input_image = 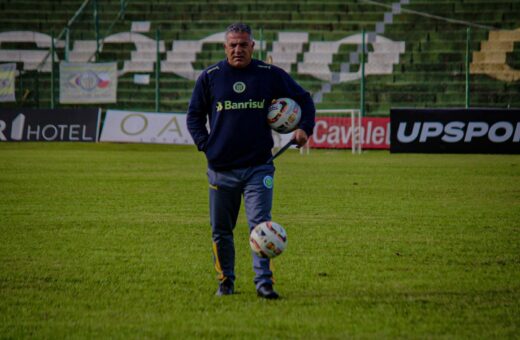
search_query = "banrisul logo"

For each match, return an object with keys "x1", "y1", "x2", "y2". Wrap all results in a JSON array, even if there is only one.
[
  {"x1": 233, "y1": 81, "x2": 246, "y2": 93},
  {"x1": 216, "y1": 99, "x2": 265, "y2": 112}
]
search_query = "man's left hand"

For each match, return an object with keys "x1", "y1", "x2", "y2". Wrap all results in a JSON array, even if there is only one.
[{"x1": 293, "y1": 129, "x2": 308, "y2": 147}]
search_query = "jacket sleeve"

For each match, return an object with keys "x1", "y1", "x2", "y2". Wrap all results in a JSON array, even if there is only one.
[
  {"x1": 275, "y1": 69, "x2": 316, "y2": 137},
  {"x1": 187, "y1": 72, "x2": 210, "y2": 151}
]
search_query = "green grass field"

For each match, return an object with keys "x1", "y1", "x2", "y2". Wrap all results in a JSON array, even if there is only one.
[{"x1": 1, "y1": 143, "x2": 519, "y2": 339}]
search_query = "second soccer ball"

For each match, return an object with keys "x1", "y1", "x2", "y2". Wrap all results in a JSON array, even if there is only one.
[{"x1": 249, "y1": 221, "x2": 288, "y2": 258}]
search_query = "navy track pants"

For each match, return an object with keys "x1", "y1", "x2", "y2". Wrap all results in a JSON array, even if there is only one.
[{"x1": 207, "y1": 163, "x2": 275, "y2": 289}]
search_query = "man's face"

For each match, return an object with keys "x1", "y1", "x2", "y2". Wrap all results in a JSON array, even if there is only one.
[{"x1": 224, "y1": 31, "x2": 255, "y2": 68}]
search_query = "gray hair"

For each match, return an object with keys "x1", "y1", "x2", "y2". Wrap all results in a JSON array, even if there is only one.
[{"x1": 225, "y1": 23, "x2": 253, "y2": 40}]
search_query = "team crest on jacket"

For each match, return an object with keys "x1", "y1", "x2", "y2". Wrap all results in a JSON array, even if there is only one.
[{"x1": 233, "y1": 81, "x2": 246, "y2": 93}]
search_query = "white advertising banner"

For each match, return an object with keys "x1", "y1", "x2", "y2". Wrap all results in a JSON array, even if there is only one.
[
  {"x1": 59, "y1": 62, "x2": 117, "y2": 103},
  {"x1": 100, "y1": 110, "x2": 195, "y2": 144},
  {"x1": 0, "y1": 63, "x2": 16, "y2": 102},
  {"x1": 100, "y1": 109, "x2": 295, "y2": 147}
]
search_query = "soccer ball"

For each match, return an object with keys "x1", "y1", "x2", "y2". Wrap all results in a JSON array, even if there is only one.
[
  {"x1": 267, "y1": 98, "x2": 301, "y2": 134},
  {"x1": 249, "y1": 221, "x2": 288, "y2": 258}
]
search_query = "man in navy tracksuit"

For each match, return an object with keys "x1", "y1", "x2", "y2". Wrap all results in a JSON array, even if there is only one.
[{"x1": 187, "y1": 23, "x2": 315, "y2": 299}]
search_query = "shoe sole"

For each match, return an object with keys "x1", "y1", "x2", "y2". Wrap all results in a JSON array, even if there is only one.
[{"x1": 257, "y1": 293, "x2": 279, "y2": 299}]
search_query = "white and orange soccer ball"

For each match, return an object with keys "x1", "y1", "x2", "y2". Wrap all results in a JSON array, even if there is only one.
[
  {"x1": 249, "y1": 221, "x2": 288, "y2": 258},
  {"x1": 267, "y1": 97, "x2": 301, "y2": 134}
]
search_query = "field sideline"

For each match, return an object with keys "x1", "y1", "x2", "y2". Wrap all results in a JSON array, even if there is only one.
[{"x1": 1, "y1": 143, "x2": 519, "y2": 338}]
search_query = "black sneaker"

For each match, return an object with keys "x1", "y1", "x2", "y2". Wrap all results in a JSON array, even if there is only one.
[
  {"x1": 216, "y1": 280, "x2": 234, "y2": 296},
  {"x1": 257, "y1": 283, "x2": 279, "y2": 299}
]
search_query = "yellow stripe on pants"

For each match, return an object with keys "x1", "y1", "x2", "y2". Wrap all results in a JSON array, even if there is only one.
[{"x1": 212, "y1": 242, "x2": 225, "y2": 281}]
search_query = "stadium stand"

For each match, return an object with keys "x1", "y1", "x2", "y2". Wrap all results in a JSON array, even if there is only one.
[{"x1": 0, "y1": 0, "x2": 518, "y2": 115}]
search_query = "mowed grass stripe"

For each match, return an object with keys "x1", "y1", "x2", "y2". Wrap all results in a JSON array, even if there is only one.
[{"x1": 1, "y1": 143, "x2": 519, "y2": 338}]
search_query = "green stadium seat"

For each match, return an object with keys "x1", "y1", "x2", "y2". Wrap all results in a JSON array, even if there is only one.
[{"x1": 0, "y1": 0, "x2": 519, "y2": 114}]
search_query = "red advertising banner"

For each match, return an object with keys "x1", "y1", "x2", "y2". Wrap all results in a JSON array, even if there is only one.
[{"x1": 309, "y1": 117, "x2": 390, "y2": 149}]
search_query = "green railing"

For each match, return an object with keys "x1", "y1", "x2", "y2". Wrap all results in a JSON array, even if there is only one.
[{"x1": 89, "y1": 0, "x2": 130, "y2": 62}]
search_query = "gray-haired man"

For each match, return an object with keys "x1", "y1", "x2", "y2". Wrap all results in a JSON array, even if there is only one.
[{"x1": 187, "y1": 23, "x2": 315, "y2": 299}]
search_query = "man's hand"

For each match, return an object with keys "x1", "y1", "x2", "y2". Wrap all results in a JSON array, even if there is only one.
[{"x1": 293, "y1": 129, "x2": 308, "y2": 147}]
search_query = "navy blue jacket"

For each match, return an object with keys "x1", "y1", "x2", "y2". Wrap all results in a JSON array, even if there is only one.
[{"x1": 187, "y1": 59, "x2": 315, "y2": 171}]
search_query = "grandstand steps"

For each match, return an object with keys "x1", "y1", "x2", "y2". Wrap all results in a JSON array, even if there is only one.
[{"x1": 1, "y1": 0, "x2": 519, "y2": 115}]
